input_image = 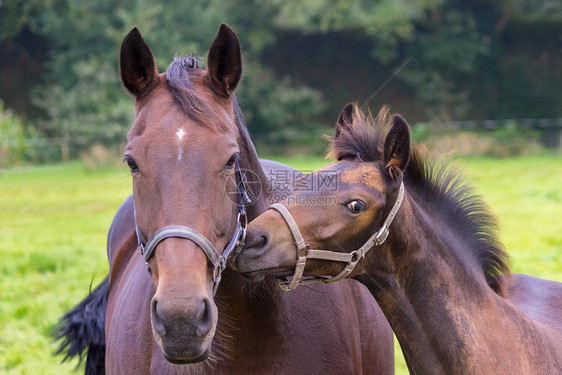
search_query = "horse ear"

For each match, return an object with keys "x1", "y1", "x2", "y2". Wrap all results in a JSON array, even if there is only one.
[
  {"x1": 383, "y1": 114, "x2": 410, "y2": 179},
  {"x1": 335, "y1": 103, "x2": 354, "y2": 139},
  {"x1": 206, "y1": 23, "x2": 242, "y2": 98},
  {"x1": 120, "y1": 28, "x2": 160, "y2": 98}
]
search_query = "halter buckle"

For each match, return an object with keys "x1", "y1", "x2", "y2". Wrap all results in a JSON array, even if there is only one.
[
  {"x1": 213, "y1": 262, "x2": 222, "y2": 284},
  {"x1": 279, "y1": 281, "x2": 292, "y2": 292},
  {"x1": 374, "y1": 225, "x2": 389, "y2": 245}
]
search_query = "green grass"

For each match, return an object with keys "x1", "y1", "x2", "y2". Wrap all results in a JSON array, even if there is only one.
[
  {"x1": 0, "y1": 154, "x2": 560, "y2": 374},
  {"x1": 0, "y1": 163, "x2": 128, "y2": 374}
]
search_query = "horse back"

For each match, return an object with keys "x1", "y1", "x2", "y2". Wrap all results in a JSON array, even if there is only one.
[
  {"x1": 104, "y1": 196, "x2": 156, "y2": 374},
  {"x1": 106, "y1": 195, "x2": 138, "y2": 281},
  {"x1": 506, "y1": 273, "x2": 562, "y2": 331}
]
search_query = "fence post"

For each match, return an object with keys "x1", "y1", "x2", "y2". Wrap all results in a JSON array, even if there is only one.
[{"x1": 61, "y1": 136, "x2": 69, "y2": 163}]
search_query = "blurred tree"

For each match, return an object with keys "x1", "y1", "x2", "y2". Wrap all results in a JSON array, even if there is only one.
[
  {"x1": 13, "y1": 0, "x2": 326, "y2": 154},
  {"x1": 0, "y1": 100, "x2": 28, "y2": 167},
  {"x1": 273, "y1": 0, "x2": 496, "y2": 120},
  {"x1": 401, "y1": 5, "x2": 493, "y2": 120},
  {"x1": 275, "y1": 0, "x2": 442, "y2": 62},
  {"x1": 271, "y1": 0, "x2": 561, "y2": 122},
  {"x1": 515, "y1": 0, "x2": 562, "y2": 16},
  {"x1": 0, "y1": 0, "x2": 46, "y2": 40},
  {"x1": 1, "y1": 0, "x2": 561, "y2": 159}
]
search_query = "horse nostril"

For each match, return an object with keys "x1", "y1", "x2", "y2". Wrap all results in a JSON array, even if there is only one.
[
  {"x1": 258, "y1": 235, "x2": 268, "y2": 249},
  {"x1": 151, "y1": 298, "x2": 166, "y2": 337},
  {"x1": 195, "y1": 298, "x2": 213, "y2": 337},
  {"x1": 246, "y1": 232, "x2": 268, "y2": 252},
  {"x1": 251, "y1": 235, "x2": 269, "y2": 257}
]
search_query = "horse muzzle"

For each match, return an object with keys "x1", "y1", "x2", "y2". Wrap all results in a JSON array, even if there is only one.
[{"x1": 150, "y1": 293, "x2": 217, "y2": 363}]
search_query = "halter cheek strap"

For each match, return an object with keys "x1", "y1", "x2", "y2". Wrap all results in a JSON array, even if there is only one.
[
  {"x1": 267, "y1": 204, "x2": 308, "y2": 291},
  {"x1": 133, "y1": 158, "x2": 249, "y2": 295},
  {"x1": 270, "y1": 182, "x2": 405, "y2": 291}
]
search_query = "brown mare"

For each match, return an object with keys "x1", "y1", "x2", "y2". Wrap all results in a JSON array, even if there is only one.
[
  {"x1": 56, "y1": 27, "x2": 393, "y2": 374},
  {"x1": 235, "y1": 104, "x2": 562, "y2": 374}
]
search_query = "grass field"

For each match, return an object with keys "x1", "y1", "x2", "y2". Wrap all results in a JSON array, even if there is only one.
[{"x1": 1, "y1": 154, "x2": 561, "y2": 374}]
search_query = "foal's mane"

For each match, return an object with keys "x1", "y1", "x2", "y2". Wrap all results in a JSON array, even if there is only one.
[
  {"x1": 331, "y1": 105, "x2": 511, "y2": 295},
  {"x1": 165, "y1": 55, "x2": 268, "y2": 220}
]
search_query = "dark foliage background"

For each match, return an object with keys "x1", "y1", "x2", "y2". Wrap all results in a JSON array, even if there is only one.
[{"x1": 0, "y1": 0, "x2": 561, "y2": 161}]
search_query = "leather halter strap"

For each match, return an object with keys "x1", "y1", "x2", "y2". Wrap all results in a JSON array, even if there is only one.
[
  {"x1": 134, "y1": 158, "x2": 249, "y2": 295},
  {"x1": 270, "y1": 182, "x2": 405, "y2": 291}
]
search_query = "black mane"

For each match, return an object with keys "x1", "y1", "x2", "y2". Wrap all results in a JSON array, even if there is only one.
[{"x1": 332, "y1": 105, "x2": 511, "y2": 295}]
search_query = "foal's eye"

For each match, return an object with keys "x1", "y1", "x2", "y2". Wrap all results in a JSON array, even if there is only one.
[
  {"x1": 124, "y1": 158, "x2": 139, "y2": 173},
  {"x1": 346, "y1": 200, "x2": 366, "y2": 214},
  {"x1": 224, "y1": 154, "x2": 238, "y2": 169}
]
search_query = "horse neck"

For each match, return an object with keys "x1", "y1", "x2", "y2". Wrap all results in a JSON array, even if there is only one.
[
  {"x1": 239, "y1": 147, "x2": 268, "y2": 221},
  {"x1": 210, "y1": 118, "x2": 283, "y2": 349},
  {"x1": 357, "y1": 192, "x2": 504, "y2": 374},
  {"x1": 233, "y1": 100, "x2": 268, "y2": 220}
]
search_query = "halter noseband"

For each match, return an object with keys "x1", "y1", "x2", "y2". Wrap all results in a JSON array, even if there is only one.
[
  {"x1": 270, "y1": 182, "x2": 405, "y2": 291},
  {"x1": 133, "y1": 158, "x2": 249, "y2": 295}
]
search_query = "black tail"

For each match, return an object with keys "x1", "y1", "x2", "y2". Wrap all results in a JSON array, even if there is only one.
[{"x1": 54, "y1": 276, "x2": 109, "y2": 375}]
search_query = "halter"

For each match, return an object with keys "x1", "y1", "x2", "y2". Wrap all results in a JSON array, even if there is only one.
[
  {"x1": 270, "y1": 182, "x2": 405, "y2": 291},
  {"x1": 133, "y1": 157, "x2": 249, "y2": 295}
]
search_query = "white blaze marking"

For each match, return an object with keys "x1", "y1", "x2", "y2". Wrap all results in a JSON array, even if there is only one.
[{"x1": 176, "y1": 128, "x2": 186, "y2": 160}]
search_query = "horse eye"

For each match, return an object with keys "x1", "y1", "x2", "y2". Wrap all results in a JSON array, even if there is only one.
[
  {"x1": 346, "y1": 200, "x2": 366, "y2": 213},
  {"x1": 125, "y1": 158, "x2": 139, "y2": 173},
  {"x1": 224, "y1": 154, "x2": 237, "y2": 169}
]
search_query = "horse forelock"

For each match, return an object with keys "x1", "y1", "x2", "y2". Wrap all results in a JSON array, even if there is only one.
[
  {"x1": 330, "y1": 105, "x2": 388, "y2": 163},
  {"x1": 165, "y1": 55, "x2": 225, "y2": 131}
]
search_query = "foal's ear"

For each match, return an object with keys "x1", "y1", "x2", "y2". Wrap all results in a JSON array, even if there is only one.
[
  {"x1": 120, "y1": 28, "x2": 160, "y2": 98},
  {"x1": 206, "y1": 23, "x2": 242, "y2": 98},
  {"x1": 334, "y1": 103, "x2": 355, "y2": 139},
  {"x1": 383, "y1": 114, "x2": 410, "y2": 179}
]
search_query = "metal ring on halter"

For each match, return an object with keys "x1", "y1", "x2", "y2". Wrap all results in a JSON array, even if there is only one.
[
  {"x1": 273, "y1": 182, "x2": 405, "y2": 291},
  {"x1": 349, "y1": 250, "x2": 360, "y2": 263}
]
